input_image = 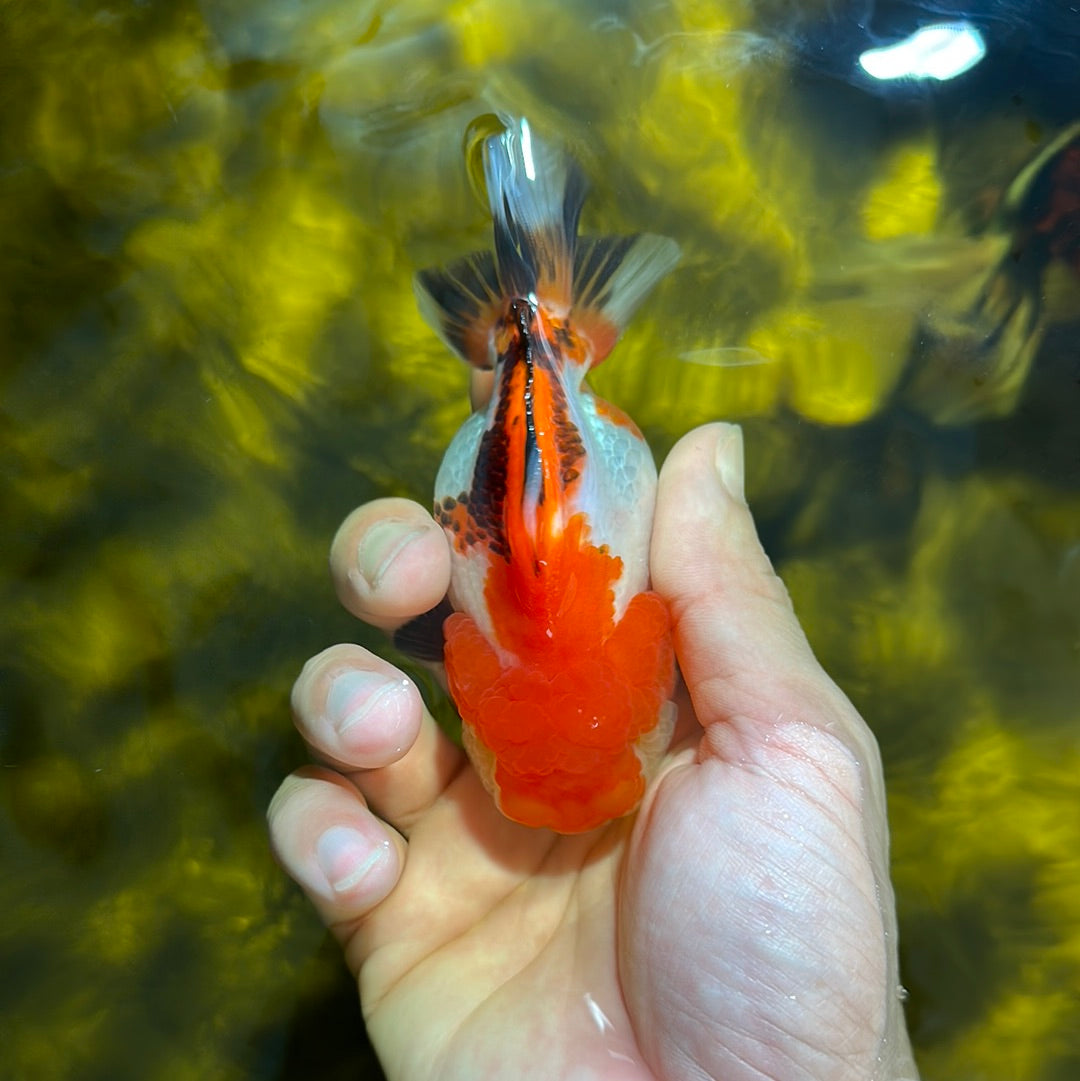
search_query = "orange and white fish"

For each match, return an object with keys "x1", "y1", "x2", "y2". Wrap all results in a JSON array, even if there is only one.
[{"x1": 415, "y1": 118, "x2": 679, "y2": 833}]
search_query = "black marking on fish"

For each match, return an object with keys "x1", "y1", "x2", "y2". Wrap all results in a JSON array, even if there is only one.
[{"x1": 516, "y1": 300, "x2": 545, "y2": 512}]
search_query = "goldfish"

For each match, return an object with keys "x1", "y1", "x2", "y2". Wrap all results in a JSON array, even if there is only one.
[
  {"x1": 900, "y1": 120, "x2": 1080, "y2": 423},
  {"x1": 414, "y1": 118, "x2": 679, "y2": 833}
]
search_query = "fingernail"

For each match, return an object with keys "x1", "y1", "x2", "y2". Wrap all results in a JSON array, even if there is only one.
[
  {"x1": 714, "y1": 424, "x2": 746, "y2": 503},
  {"x1": 326, "y1": 670, "x2": 409, "y2": 736},
  {"x1": 316, "y1": 826, "x2": 387, "y2": 893},
  {"x1": 357, "y1": 519, "x2": 427, "y2": 591}
]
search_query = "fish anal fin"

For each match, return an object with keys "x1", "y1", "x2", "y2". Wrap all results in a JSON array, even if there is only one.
[
  {"x1": 415, "y1": 251, "x2": 503, "y2": 369},
  {"x1": 572, "y1": 234, "x2": 680, "y2": 366}
]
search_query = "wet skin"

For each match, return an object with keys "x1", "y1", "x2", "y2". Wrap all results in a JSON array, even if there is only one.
[{"x1": 268, "y1": 417, "x2": 920, "y2": 1081}]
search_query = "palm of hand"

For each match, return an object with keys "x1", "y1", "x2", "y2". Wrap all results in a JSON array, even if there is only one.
[
  {"x1": 354, "y1": 691, "x2": 886, "y2": 1081},
  {"x1": 356, "y1": 756, "x2": 643, "y2": 1080}
]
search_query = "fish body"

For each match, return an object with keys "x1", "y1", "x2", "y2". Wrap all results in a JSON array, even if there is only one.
[{"x1": 416, "y1": 119, "x2": 679, "y2": 833}]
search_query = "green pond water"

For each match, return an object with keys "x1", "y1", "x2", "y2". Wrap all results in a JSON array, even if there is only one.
[{"x1": 2, "y1": 1, "x2": 1079, "y2": 1079}]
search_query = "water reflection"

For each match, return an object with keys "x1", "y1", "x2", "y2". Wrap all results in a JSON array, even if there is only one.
[{"x1": 1, "y1": 2, "x2": 1078, "y2": 1080}]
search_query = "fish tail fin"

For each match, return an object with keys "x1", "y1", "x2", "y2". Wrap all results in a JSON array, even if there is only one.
[
  {"x1": 415, "y1": 117, "x2": 680, "y2": 368},
  {"x1": 571, "y1": 232, "x2": 680, "y2": 365},
  {"x1": 999, "y1": 119, "x2": 1080, "y2": 229},
  {"x1": 486, "y1": 117, "x2": 681, "y2": 365},
  {"x1": 483, "y1": 116, "x2": 585, "y2": 308},
  {"x1": 414, "y1": 116, "x2": 579, "y2": 369},
  {"x1": 414, "y1": 251, "x2": 503, "y2": 369}
]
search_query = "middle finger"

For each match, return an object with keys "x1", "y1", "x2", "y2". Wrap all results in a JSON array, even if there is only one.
[{"x1": 292, "y1": 643, "x2": 465, "y2": 831}]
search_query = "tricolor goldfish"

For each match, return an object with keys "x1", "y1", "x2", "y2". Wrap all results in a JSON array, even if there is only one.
[{"x1": 415, "y1": 118, "x2": 679, "y2": 833}]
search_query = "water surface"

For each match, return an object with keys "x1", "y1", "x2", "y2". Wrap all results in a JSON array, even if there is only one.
[{"x1": 2, "y1": 2, "x2": 1078, "y2": 1079}]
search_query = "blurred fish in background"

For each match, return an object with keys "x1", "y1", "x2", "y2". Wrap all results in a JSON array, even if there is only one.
[
  {"x1": 697, "y1": 0, "x2": 1080, "y2": 428},
  {"x1": 904, "y1": 121, "x2": 1080, "y2": 423},
  {"x1": 782, "y1": 120, "x2": 1080, "y2": 426}
]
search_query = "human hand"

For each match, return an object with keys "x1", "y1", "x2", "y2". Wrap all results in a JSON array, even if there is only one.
[{"x1": 268, "y1": 422, "x2": 919, "y2": 1081}]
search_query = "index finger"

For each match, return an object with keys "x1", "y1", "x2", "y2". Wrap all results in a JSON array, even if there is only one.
[{"x1": 331, "y1": 497, "x2": 451, "y2": 632}]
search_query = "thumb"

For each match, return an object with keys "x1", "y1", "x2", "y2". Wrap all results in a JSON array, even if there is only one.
[
  {"x1": 643, "y1": 424, "x2": 918, "y2": 1081},
  {"x1": 651, "y1": 423, "x2": 860, "y2": 747}
]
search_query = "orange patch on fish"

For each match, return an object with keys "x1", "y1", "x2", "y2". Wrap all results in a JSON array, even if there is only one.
[{"x1": 444, "y1": 514, "x2": 675, "y2": 832}]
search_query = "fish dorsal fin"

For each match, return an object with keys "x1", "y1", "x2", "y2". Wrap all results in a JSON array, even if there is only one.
[
  {"x1": 483, "y1": 118, "x2": 587, "y2": 308},
  {"x1": 572, "y1": 234, "x2": 681, "y2": 366},
  {"x1": 414, "y1": 251, "x2": 502, "y2": 369}
]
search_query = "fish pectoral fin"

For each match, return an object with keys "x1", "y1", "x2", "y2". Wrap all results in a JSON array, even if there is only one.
[
  {"x1": 572, "y1": 234, "x2": 681, "y2": 366},
  {"x1": 392, "y1": 597, "x2": 454, "y2": 663},
  {"x1": 415, "y1": 251, "x2": 502, "y2": 369}
]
